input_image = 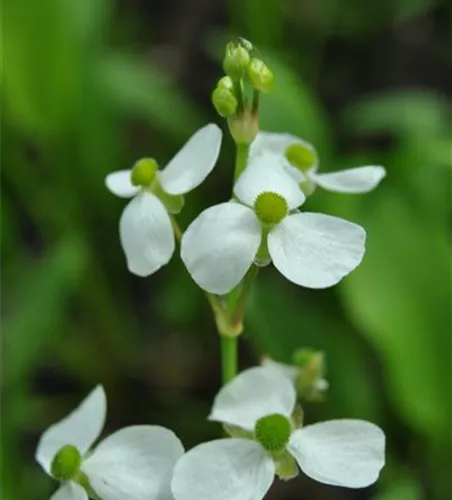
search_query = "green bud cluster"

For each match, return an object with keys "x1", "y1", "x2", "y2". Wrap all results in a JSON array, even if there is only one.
[
  {"x1": 254, "y1": 413, "x2": 292, "y2": 454},
  {"x1": 50, "y1": 444, "x2": 82, "y2": 481}
]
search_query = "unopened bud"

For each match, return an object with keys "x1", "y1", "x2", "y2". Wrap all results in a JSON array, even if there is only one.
[
  {"x1": 248, "y1": 58, "x2": 274, "y2": 93},
  {"x1": 223, "y1": 42, "x2": 250, "y2": 79},
  {"x1": 228, "y1": 110, "x2": 258, "y2": 145},
  {"x1": 212, "y1": 87, "x2": 238, "y2": 117},
  {"x1": 217, "y1": 76, "x2": 234, "y2": 92}
]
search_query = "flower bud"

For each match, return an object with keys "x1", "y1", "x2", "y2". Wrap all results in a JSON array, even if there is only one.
[
  {"x1": 217, "y1": 76, "x2": 234, "y2": 92},
  {"x1": 50, "y1": 444, "x2": 82, "y2": 481},
  {"x1": 223, "y1": 42, "x2": 250, "y2": 79},
  {"x1": 227, "y1": 110, "x2": 258, "y2": 145},
  {"x1": 212, "y1": 87, "x2": 238, "y2": 117},
  {"x1": 131, "y1": 158, "x2": 159, "y2": 187},
  {"x1": 248, "y1": 58, "x2": 274, "y2": 93}
]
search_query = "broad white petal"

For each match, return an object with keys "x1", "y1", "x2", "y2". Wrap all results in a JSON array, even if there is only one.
[
  {"x1": 83, "y1": 425, "x2": 184, "y2": 500},
  {"x1": 159, "y1": 124, "x2": 222, "y2": 195},
  {"x1": 50, "y1": 483, "x2": 88, "y2": 500},
  {"x1": 268, "y1": 213, "x2": 366, "y2": 289},
  {"x1": 119, "y1": 192, "x2": 175, "y2": 277},
  {"x1": 171, "y1": 439, "x2": 274, "y2": 500},
  {"x1": 181, "y1": 202, "x2": 261, "y2": 295},
  {"x1": 313, "y1": 166, "x2": 386, "y2": 194},
  {"x1": 105, "y1": 170, "x2": 140, "y2": 198},
  {"x1": 262, "y1": 358, "x2": 299, "y2": 383},
  {"x1": 234, "y1": 154, "x2": 305, "y2": 210},
  {"x1": 36, "y1": 386, "x2": 106, "y2": 474},
  {"x1": 209, "y1": 366, "x2": 296, "y2": 431},
  {"x1": 288, "y1": 420, "x2": 385, "y2": 488},
  {"x1": 250, "y1": 131, "x2": 318, "y2": 169}
]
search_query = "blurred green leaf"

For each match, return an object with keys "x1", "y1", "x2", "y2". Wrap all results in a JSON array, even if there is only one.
[
  {"x1": 341, "y1": 189, "x2": 450, "y2": 441},
  {"x1": 2, "y1": 0, "x2": 83, "y2": 136},
  {"x1": 97, "y1": 54, "x2": 204, "y2": 139}
]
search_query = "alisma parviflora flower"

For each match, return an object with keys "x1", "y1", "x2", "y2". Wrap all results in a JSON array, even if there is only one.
[
  {"x1": 171, "y1": 367, "x2": 385, "y2": 500},
  {"x1": 250, "y1": 131, "x2": 386, "y2": 195},
  {"x1": 105, "y1": 123, "x2": 222, "y2": 277},
  {"x1": 36, "y1": 386, "x2": 184, "y2": 500},
  {"x1": 181, "y1": 154, "x2": 366, "y2": 294}
]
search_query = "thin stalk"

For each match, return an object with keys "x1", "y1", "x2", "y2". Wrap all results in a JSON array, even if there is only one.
[
  {"x1": 231, "y1": 265, "x2": 259, "y2": 327},
  {"x1": 233, "y1": 143, "x2": 250, "y2": 181},
  {"x1": 221, "y1": 336, "x2": 238, "y2": 384}
]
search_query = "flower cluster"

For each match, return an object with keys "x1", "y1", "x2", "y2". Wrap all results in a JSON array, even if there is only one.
[
  {"x1": 36, "y1": 39, "x2": 388, "y2": 500},
  {"x1": 37, "y1": 369, "x2": 385, "y2": 500}
]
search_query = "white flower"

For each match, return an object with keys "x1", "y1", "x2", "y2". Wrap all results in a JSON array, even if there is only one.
[
  {"x1": 105, "y1": 123, "x2": 222, "y2": 277},
  {"x1": 181, "y1": 154, "x2": 366, "y2": 294},
  {"x1": 171, "y1": 367, "x2": 385, "y2": 500},
  {"x1": 36, "y1": 385, "x2": 184, "y2": 500},
  {"x1": 250, "y1": 131, "x2": 386, "y2": 195}
]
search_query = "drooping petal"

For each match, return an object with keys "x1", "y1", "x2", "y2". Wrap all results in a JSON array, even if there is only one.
[
  {"x1": 50, "y1": 483, "x2": 88, "y2": 500},
  {"x1": 159, "y1": 123, "x2": 222, "y2": 195},
  {"x1": 36, "y1": 386, "x2": 106, "y2": 474},
  {"x1": 288, "y1": 420, "x2": 385, "y2": 488},
  {"x1": 105, "y1": 170, "x2": 140, "y2": 198},
  {"x1": 181, "y1": 202, "x2": 261, "y2": 294},
  {"x1": 268, "y1": 212, "x2": 366, "y2": 288},
  {"x1": 119, "y1": 192, "x2": 175, "y2": 277},
  {"x1": 83, "y1": 425, "x2": 184, "y2": 500},
  {"x1": 261, "y1": 358, "x2": 299, "y2": 383},
  {"x1": 249, "y1": 131, "x2": 318, "y2": 168},
  {"x1": 234, "y1": 153, "x2": 305, "y2": 210},
  {"x1": 312, "y1": 166, "x2": 386, "y2": 194},
  {"x1": 209, "y1": 367, "x2": 296, "y2": 431},
  {"x1": 171, "y1": 439, "x2": 275, "y2": 500}
]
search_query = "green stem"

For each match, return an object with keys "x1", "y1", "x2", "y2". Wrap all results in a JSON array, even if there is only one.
[
  {"x1": 233, "y1": 142, "x2": 250, "y2": 181},
  {"x1": 221, "y1": 336, "x2": 238, "y2": 384},
  {"x1": 231, "y1": 265, "x2": 259, "y2": 326}
]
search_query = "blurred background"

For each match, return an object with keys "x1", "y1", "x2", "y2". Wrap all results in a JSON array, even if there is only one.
[{"x1": 1, "y1": 0, "x2": 451, "y2": 499}]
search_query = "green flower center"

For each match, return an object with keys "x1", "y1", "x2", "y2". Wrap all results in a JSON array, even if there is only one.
[
  {"x1": 50, "y1": 444, "x2": 82, "y2": 481},
  {"x1": 254, "y1": 413, "x2": 292, "y2": 453},
  {"x1": 254, "y1": 192, "x2": 288, "y2": 226},
  {"x1": 131, "y1": 158, "x2": 159, "y2": 187},
  {"x1": 285, "y1": 143, "x2": 317, "y2": 172}
]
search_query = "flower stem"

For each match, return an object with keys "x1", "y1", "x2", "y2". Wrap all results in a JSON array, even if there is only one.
[
  {"x1": 170, "y1": 216, "x2": 183, "y2": 241},
  {"x1": 232, "y1": 264, "x2": 259, "y2": 326},
  {"x1": 221, "y1": 336, "x2": 238, "y2": 384},
  {"x1": 233, "y1": 142, "x2": 250, "y2": 181}
]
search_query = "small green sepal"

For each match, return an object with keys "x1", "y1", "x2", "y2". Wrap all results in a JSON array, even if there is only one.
[
  {"x1": 131, "y1": 158, "x2": 159, "y2": 187},
  {"x1": 254, "y1": 413, "x2": 292, "y2": 454},
  {"x1": 274, "y1": 450, "x2": 299, "y2": 481},
  {"x1": 50, "y1": 444, "x2": 82, "y2": 481},
  {"x1": 247, "y1": 58, "x2": 274, "y2": 93},
  {"x1": 151, "y1": 179, "x2": 185, "y2": 214}
]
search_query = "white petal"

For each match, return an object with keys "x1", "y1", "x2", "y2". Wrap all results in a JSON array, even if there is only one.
[
  {"x1": 262, "y1": 358, "x2": 299, "y2": 383},
  {"x1": 312, "y1": 166, "x2": 386, "y2": 194},
  {"x1": 171, "y1": 439, "x2": 274, "y2": 500},
  {"x1": 234, "y1": 153, "x2": 305, "y2": 210},
  {"x1": 250, "y1": 131, "x2": 318, "y2": 168},
  {"x1": 159, "y1": 123, "x2": 222, "y2": 195},
  {"x1": 119, "y1": 192, "x2": 175, "y2": 277},
  {"x1": 209, "y1": 366, "x2": 296, "y2": 431},
  {"x1": 105, "y1": 170, "x2": 140, "y2": 198},
  {"x1": 181, "y1": 202, "x2": 261, "y2": 295},
  {"x1": 36, "y1": 386, "x2": 106, "y2": 474},
  {"x1": 50, "y1": 483, "x2": 88, "y2": 500},
  {"x1": 288, "y1": 420, "x2": 385, "y2": 488},
  {"x1": 268, "y1": 212, "x2": 366, "y2": 289},
  {"x1": 83, "y1": 425, "x2": 184, "y2": 500}
]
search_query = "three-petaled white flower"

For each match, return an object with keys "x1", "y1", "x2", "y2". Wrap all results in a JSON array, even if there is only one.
[
  {"x1": 105, "y1": 124, "x2": 222, "y2": 277},
  {"x1": 250, "y1": 131, "x2": 386, "y2": 195},
  {"x1": 171, "y1": 367, "x2": 385, "y2": 500},
  {"x1": 36, "y1": 385, "x2": 184, "y2": 500},
  {"x1": 181, "y1": 153, "x2": 366, "y2": 294}
]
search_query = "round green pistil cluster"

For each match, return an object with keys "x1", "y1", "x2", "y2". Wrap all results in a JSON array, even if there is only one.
[
  {"x1": 285, "y1": 143, "x2": 317, "y2": 172},
  {"x1": 131, "y1": 158, "x2": 159, "y2": 187},
  {"x1": 254, "y1": 192, "x2": 288, "y2": 226},
  {"x1": 254, "y1": 414, "x2": 292, "y2": 453},
  {"x1": 50, "y1": 444, "x2": 82, "y2": 481}
]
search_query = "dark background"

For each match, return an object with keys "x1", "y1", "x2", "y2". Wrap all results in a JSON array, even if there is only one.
[{"x1": 1, "y1": 0, "x2": 451, "y2": 499}]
